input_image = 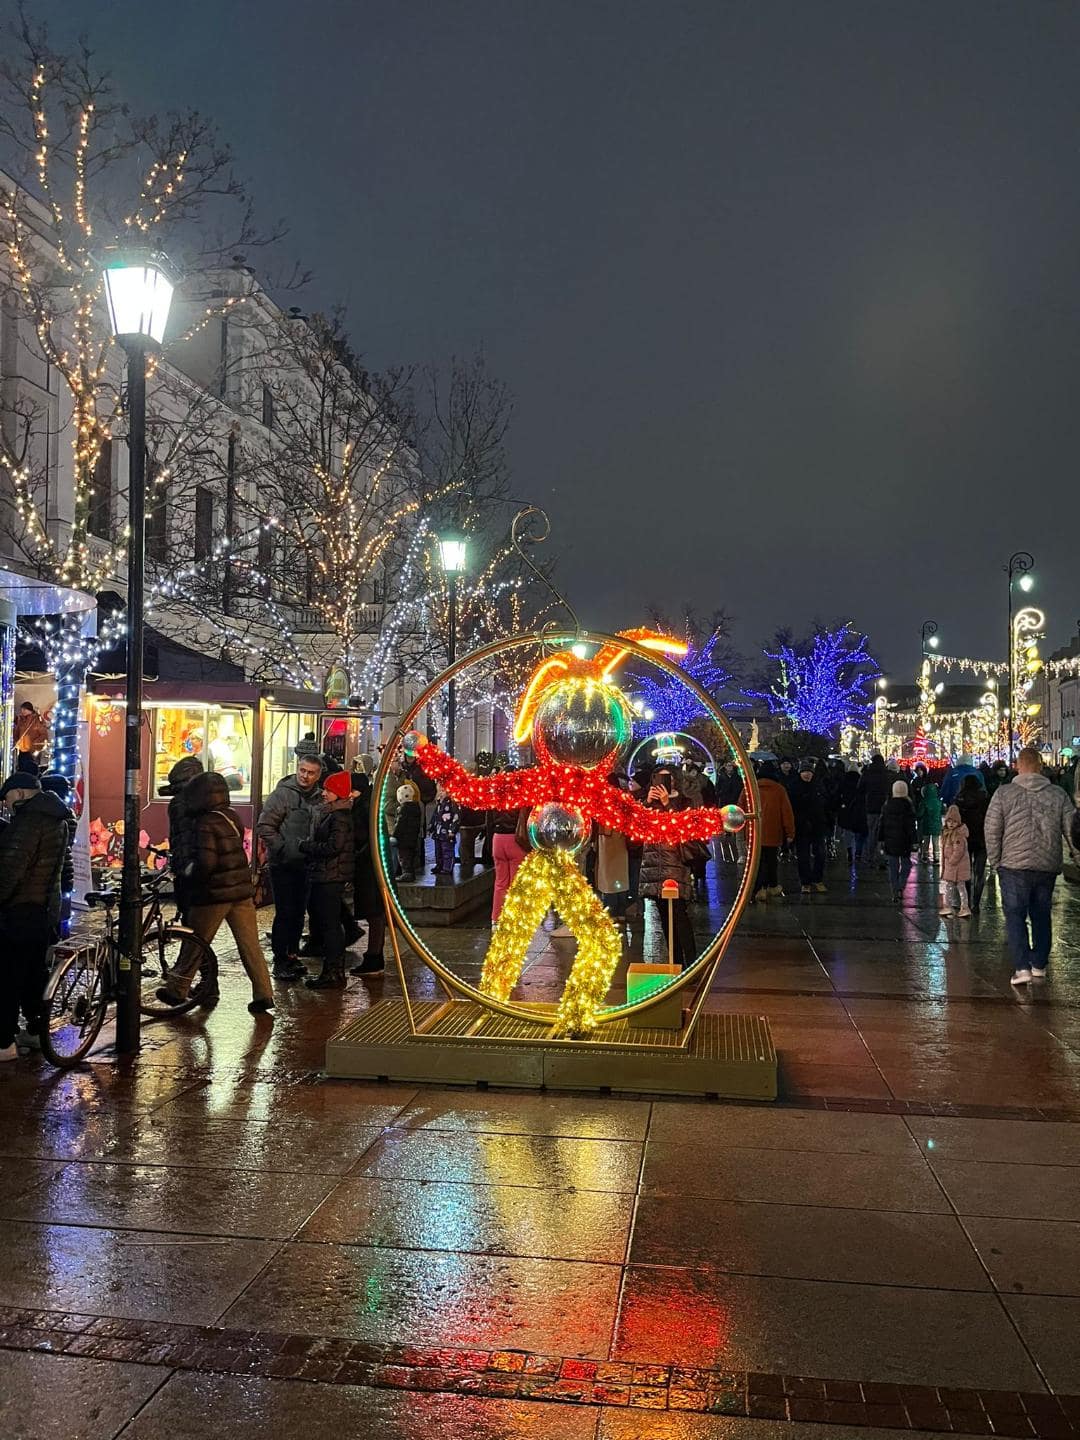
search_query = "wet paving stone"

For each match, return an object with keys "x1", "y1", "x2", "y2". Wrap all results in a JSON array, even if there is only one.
[
  {"x1": 4, "y1": 1162, "x2": 340, "y2": 1240},
  {"x1": 614, "y1": 1266, "x2": 1044, "y2": 1389},
  {"x1": 630, "y1": 1197, "x2": 991, "y2": 1290},
  {"x1": 0, "y1": 1350, "x2": 167, "y2": 1440},
  {"x1": 962, "y1": 1215, "x2": 1080, "y2": 1297},
  {"x1": 0, "y1": 1221, "x2": 280, "y2": 1324},
  {"x1": 395, "y1": 1090, "x2": 651, "y2": 1141},
  {"x1": 905, "y1": 1116, "x2": 1080, "y2": 1165},
  {"x1": 352, "y1": 1127, "x2": 642, "y2": 1192},
  {"x1": 927, "y1": 1159, "x2": 1080, "y2": 1221},
  {"x1": 1002, "y1": 1294, "x2": 1080, "y2": 1392},
  {"x1": 119, "y1": 1371, "x2": 598, "y2": 1440},
  {"x1": 648, "y1": 1103, "x2": 920, "y2": 1156},
  {"x1": 151, "y1": 1078, "x2": 419, "y2": 1127},
  {"x1": 223, "y1": 1240, "x2": 620, "y2": 1356},
  {"x1": 301, "y1": 1174, "x2": 634, "y2": 1262},
  {"x1": 107, "y1": 1113, "x2": 387, "y2": 1176}
]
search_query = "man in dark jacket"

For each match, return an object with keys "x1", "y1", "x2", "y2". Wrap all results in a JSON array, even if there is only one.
[
  {"x1": 301, "y1": 770, "x2": 355, "y2": 989},
  {"x1": 880, "y1": 780, "x2": 918, "y2": 901},
  {"x1": 159, "y1": 772, "x2": 273, "y2": 1014},
  {"x1": 790, "y1": 761, "x2": 829, "y2": 893},
  {"x1": 255, "y1": 756, "x2": 324, "y2": 979},
  {"x1": 859, "y1": 754, "x2": 892, "y2": 863},
  {"x1": 0, "y1": 773, "x2": 69, "y2": 1058},
  {"x1": 349, "y1": 772, "x2": 386, "y2": 977},
  {"x1": 39, "y1": 772, "x2": 76, "y2": 939}
]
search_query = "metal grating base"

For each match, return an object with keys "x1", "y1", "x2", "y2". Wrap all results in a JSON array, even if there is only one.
[{"x1": 325, "y1": 1000, "x2": 777, "y2": 1098}]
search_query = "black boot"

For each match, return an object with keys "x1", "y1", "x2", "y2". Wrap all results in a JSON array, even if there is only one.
[
  {"x1": 350, "y1": 953, "x2": 385, "y2": 976},
  {"x1": 305, "y1": 962, "x2": 346, "y2": 990}
]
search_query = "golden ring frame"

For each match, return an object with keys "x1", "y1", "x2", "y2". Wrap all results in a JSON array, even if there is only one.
[{"x1": 371, "y1": 628, "x2": 761, "y2": 1048}]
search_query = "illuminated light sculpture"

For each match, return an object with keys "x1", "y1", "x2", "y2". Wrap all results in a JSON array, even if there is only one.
[
  {"x1": 364, "y1": 622, "x2": 760, "y2": 1065},
  {"x1": 407, "y1": 629, "x2": 728, "y2": 1037}
]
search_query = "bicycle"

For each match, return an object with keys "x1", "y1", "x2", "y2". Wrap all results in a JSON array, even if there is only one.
[{"x1": 39, "y1": 856, "x2": 218, "y2": 1068}]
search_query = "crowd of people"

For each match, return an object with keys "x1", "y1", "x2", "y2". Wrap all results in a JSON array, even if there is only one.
[{"x1": 3, "y1": 727, "x2": 1077, "y2": 1060}]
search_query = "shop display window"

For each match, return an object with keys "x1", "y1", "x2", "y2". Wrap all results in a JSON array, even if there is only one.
[
  {"x1": 152, "y1": 705, "x2": 253, "y2": 802},
  {"x1": 262, "y1": 710, "x2": 318, "y2": 794}
]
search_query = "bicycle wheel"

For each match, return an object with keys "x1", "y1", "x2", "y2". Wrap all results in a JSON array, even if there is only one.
[
  {"x1": 40, "y1": 945, "x2": 110, "y2": 1068},
  {"x1": 140, "y1": 925, "x2": 218, "y2": 1017}
]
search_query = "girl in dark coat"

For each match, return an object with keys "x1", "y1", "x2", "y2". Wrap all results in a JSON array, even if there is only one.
[
  {"x1": 837, "y1": 766, "x2": 868, "y2": 864},
  {"x1": 955, "y1": 775, "x2": 990, "y2": 912},
  {"x1": 349, "y1": 773, "x2": 387, "y2": 976},
  {"x1": 159, "y1": 772, "x2": 274, "y2": 1014},
  {"x1": 639, "y1": 768, "x2": 697, "y2": 966}
]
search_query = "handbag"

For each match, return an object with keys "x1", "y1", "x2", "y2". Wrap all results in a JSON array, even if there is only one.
[{"x1": 514, "y1": 807, "x2": 531, "y2": 852}]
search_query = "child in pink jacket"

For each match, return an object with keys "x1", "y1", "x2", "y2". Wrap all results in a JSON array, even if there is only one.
[{"x1": 940, "y1": 804, "x2": 972, "y2": 917}]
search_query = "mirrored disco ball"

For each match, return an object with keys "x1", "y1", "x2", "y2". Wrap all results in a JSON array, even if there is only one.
[
  {"x1": 527, "y1": 802, "x2": 588, "y2": 854},
  {"x1": 721, "y1": 804, "x2": 747, "y2": 833},
  {"x1": 532, "y1": 678, "x2": 633, "y2": 769}
]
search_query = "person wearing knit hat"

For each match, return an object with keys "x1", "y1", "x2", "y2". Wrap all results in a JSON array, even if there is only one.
[
  {"x1": 880, "y1": 779, "x2": 917, "y2": 902},
  {"x1": 299, "y1": 768, "x2": 356, "y2": 989},
  {"x1": 293, "y1": 731, "x2": 321, "y2": 763}
]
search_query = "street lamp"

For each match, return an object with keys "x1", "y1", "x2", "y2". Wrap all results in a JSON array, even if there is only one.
[
  {"x1": 438, "y1": 530, "x2": 467, "y2": 757},
  {"x1": 920, "y1": 620, "x2": 939, "y2": 657},
  {"x1": 102, "y1": 250, "x2": 175, "y2": 1055},
  {"x1": 1006, "y1": 552, "x2": 1035, "y2": 764}
]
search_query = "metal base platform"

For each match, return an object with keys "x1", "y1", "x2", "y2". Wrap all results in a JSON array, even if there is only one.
[{"x1": 325, "y1": 999, "x2": 777, "y2": 1098}]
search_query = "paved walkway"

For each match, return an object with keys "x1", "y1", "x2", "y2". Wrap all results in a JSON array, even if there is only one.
[{"x1": 2, "y1": 852, "x2": 1080, "y2": 1437}]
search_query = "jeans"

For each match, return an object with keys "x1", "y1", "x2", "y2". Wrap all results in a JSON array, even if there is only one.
[
  {"x1": 841, "y1": 829, "x2": 865, "y2": 862},
  {"x1": 170, "y1": 898, "x2": 273, "y2": 1003},
  {"x1": 0, "y1": 905, "x2": 52, "y2": 1046},
  {"x1": 997, "y1": 867, "x2": 1057, "y2": 974},
  {"x1": 653, "y1": 895, "x2": 697, "y2": 966},
  {"x1": 796, "y1": 834, "x2": 827, "y2": 885},
  {"x1": 268, "y1": 864, "x2": 308, "y2": 963},
  {"x1": 308, "y1": 881, "x2": 346, "y2": 974},
  {"x1": 970, "y1": 848, "x2": 988, "y2": 910},
  {"x1": 920, "y1": 833, "x2": 940, "y2": 863},
  {"x1": 885, "y1": 853, "x2": 912, "y2": 893},
  {"x1": 754, "y1": 846, "x2": 779, "y2": 894},
  {"x1": 864, "y1": 811, "x2": 883, "y2": 858},
  {"x1": 434, "y1": 835, "x2": 455, "y2": 873}
]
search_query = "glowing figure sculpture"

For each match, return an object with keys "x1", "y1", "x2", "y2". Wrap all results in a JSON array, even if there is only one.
[{"x1": 406, "y1": 629, "x2": 727, "y2": 1037}]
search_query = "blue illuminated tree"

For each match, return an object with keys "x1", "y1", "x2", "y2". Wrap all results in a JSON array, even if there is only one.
[
  {"x1": 628, "y1": 613, "x2": 743, "y2": 736},
  {"x1": 745, "y1": 623, "x2": 879, "y2": 737}
]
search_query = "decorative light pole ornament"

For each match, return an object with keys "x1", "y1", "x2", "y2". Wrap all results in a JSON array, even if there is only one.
[{"x1": 402, "y1": 629, "x2": 738, "y2": 1037}]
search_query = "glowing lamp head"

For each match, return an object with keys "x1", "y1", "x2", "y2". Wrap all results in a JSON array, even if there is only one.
[
  {"x1": 928, "y1": 636, "x2": 940, "y2": 649},
  {"x1": 102, "y1": 251, "x2": 175, "y2": 344},
  {"x1": 1018, "y1": 573, "x2": 1035, "y2": 593},
  {"x1": 720, "y1": 803, "x2": 747, "y2": 834},
  {"x1": 438, "y1": 531, "x2": 467, "y2": 573},
  {"x1": 532, "y1": 676, "x2": 633, "y2": 771}
]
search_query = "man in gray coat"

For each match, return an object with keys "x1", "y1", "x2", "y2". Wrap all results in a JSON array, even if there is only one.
[
  {"x1": 255, "y1": 756, "x2": 324, "y2": 979},
  {"x1": 985, "y1": 746, "x2": 1076, "y2": 986}
]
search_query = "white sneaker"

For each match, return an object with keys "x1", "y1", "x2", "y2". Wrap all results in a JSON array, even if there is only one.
[
  {"x1": 1011, "y1": 969, "x2": 1033, "y2": 985},
  {"x1": 0, "y1": 1043, "x2": 18, "y2": 1062},
  {"x1": 1031, "y1": 967, "x2": 1047, "y2": 979}
]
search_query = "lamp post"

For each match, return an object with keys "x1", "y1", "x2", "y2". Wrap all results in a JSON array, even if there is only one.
[
  {"x1": 438, "y1": 531, "x2": 467, "y2": 757},
  {"x1": 920, "y1": 620, "x2": 939, "y2": 658},
  {"x1": 1006, "y1": 552, "x2": 1035, "y2": 764},
  {"x1": 102, "y1": 251, "x2": 175, "y2": 1055}
]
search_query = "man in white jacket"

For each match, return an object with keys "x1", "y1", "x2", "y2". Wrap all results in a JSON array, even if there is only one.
[{"x1": 985, "y1": 747, "x2": 1076, "y2": 985}]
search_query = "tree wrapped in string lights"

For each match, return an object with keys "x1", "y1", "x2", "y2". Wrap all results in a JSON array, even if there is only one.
[
  {"x1": 746, "y1": 623, "x2": 879, "y2": 740},
  {"x1": 0, "y1": 16, "x2": 266, "y2": 773},
  {"x1": 626, "y1": 609, "x2": 742, "y2": 739}
]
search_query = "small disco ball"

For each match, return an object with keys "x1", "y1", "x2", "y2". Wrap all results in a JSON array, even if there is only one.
[
  {"x1": 527, "y1": 801, "x2": 588, "y2": 854},
  {"x1": 721, "y1": 803, "x2": 747, "y2": 834},
  {"x1": 532, "y1": 678, "x2": 633, "y2": 770},
  {"x1": 401, "y1": 730, "x2": 422, "y2": 757}
]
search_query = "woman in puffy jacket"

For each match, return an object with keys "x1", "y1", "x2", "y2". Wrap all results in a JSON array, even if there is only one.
[
  {"x1": 159, "y1": 771, "x2": 274, "y2": 1015},
  {"x1": 301, "y1": 770, "x2": 355, "y2": 989},
  {"x1": 753, "y1": 763, "x2": 796, "y2": 902},
  {"x1": 639, "y1": 767, "x2": 697, "y2": 966}
]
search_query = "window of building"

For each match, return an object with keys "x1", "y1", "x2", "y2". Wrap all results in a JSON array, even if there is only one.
[
  {"x1": 88, "y1": 438, "x2": 113, "y2": 538},
  {"x1": 194, "y1": 486, "x2": 214, "y2": 561},
  {"x1": 261, "y1": 383, "x2": 274, "y2": 430},
  {"x1": 372, "y1": 576, "x2": 383, "y2": 604},
  {"x1": 152, "y1": 704, "x2": 253, "y2": 803}
]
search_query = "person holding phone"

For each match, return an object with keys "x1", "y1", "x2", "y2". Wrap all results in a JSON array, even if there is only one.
[{"x1": 638, "y1": 767, "x2": 697, "y2": 966}]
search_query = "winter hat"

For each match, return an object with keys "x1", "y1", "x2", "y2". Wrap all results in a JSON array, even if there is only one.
[
  {"x1": 892, "y1": 780, "x2": 909, "y2": 798},
  {"x1": 323, "y1": 770, "x2": 353, "y2": 801},
  {"x1": 159, "y1": 756, "x2": 204, "y2": 796},
  {"x1": 0, "y1": 772, "x2": 40, "y2": 799},
  {"x1": 294, "y1": 735, "x2": 321, "y2": 761},
  {"x1": 397, "y1": 784, "x2": 416, "y2": 805},
  {"x1": 944, "y1": 803, "x2": 963, "y2": 826},
  {"x1": 40, "y1": 772, "x2": 71, "y2": 797}
]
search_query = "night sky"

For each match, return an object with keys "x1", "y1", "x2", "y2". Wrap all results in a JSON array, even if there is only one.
[{"x1": 34, "y1": 0, "x2": 1080, "y2": 676}]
